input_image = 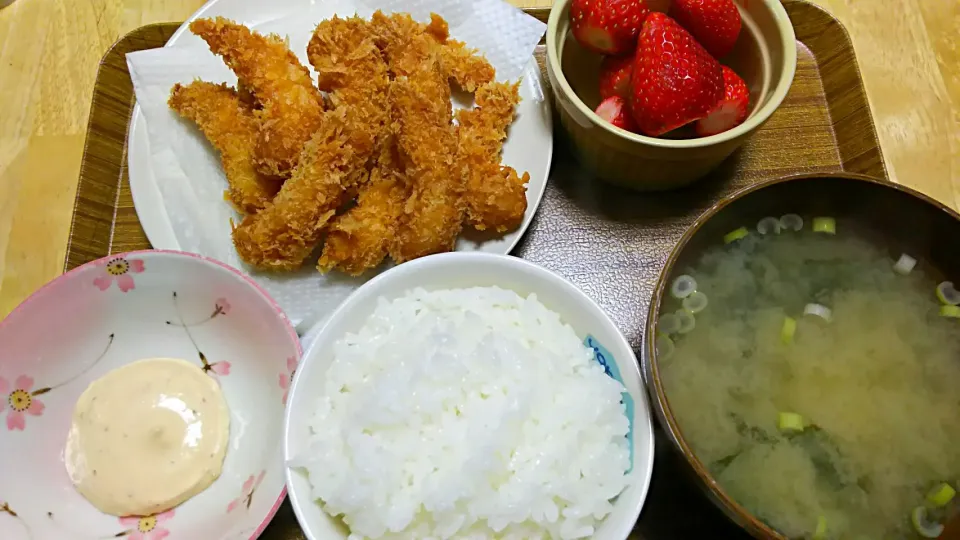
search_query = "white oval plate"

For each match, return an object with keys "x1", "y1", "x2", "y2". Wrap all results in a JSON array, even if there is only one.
[{"x1": 126, "y1": 0, "x2": 554, "y2": 323}]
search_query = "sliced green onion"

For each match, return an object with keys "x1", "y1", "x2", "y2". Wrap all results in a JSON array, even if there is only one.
[
  {"x1": 804, "y1": 303, "x2": 832, "y2": 322},
  {"x1": 682, "y1": 291, "x2": 709, "y2": 314},
  {"x1": 671, "y1": 275, "x2": 698, "y2": 299},
  {"x1": 756, "y1": 217, "x2": 781, "y2": 235},
  {"x1": 812, "y1": 217, "x2": 836, "y2": 234},
  {"x1": 656, "y1": 334, "x2": 675, "y2": 359},
  {"x1": 659, "y1": 313, "x2": 681, "y2": 335},
  {"x1": 927, "y1": 482, "x2": 956, "y2": 508},
  {"x1": 781, "y1": 316, "x2": 797, "y2": 344},
  {"x1": 911, "y1": 506, "x2": 944, "y2": 538},
  {"x1": 812, "y1": 515, "x2": 827, "y2": 540},
  {"x1": 936, "y1": 281, "x2": 960, "y2": 305},
  {"x1": 893, "y1": 253, "x2": 917, "y2": 275},
  {"x1": 724, "y1": 227, "x2": 749, "y2": 244},
  {"x1": 778, "y1": 411, "x2": 805, "y2": 433},
  {"x1": 940, "y1": 305, "x2": 960, "y2": 318},
  {"x1": 675, "y1": 309, "x2": 696, "y2": 334},
  {"x1": 779, "y1": 214, "x2": 804, "y2": 231}
]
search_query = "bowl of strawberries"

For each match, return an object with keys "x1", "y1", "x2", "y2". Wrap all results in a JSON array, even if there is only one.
[{"x1": 546, "y1": 0, "x2": 797, "y2": 190}]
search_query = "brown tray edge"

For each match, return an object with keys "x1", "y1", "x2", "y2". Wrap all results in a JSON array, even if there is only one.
[
  {"x1": 786, "y1": 2, "x2": 886, "y2": 179},
  {"x1": 66, "y1": 23, "x2": 179, "y2": 272}
]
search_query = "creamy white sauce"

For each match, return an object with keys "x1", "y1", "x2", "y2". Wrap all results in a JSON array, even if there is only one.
[{"x1": 65, "y1": 357, "x2": 230, "y2": 516}]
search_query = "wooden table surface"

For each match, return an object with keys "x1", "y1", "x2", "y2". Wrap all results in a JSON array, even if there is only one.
[{"x1": 0, "y1": 0, "x2": 957, "y2": 317}]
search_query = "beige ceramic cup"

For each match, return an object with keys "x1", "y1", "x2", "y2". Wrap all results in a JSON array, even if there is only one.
[{"x1": 546, "y1": 0, "x2": 797, "y2": 191}]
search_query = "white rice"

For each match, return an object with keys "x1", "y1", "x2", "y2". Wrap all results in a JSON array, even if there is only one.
[{"x1": 294, "y1": 287, "x2": 631, "y2": 539}]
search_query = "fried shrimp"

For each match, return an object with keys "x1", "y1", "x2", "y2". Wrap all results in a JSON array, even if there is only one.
[
  {"x1": 318, "y1": 136, "x2": 408, "y2": 275},
  {"x1": 370, "y1": 11, "x2": 495, "y2": 89},
  {"x1": 307, "y1": 16, "x2": 387, "y2": 159},
  {"x1": 456, "y1": 81, "x2": 528, "y2": 232},
  {"x1": 168, "y1": 81, "x2": 281, "y2": 214},
  {"x1": 387, "y1": 34, "x2": 464, "y2": 263},
  {"x1": 190, "y1": 17, "x2": 325, "y2": 178},
  {"x1": 439, "y1": 40, "x2": 496, "y2": 92},
  {"x1": 231, "y1": 17, "x2": 389, "y2": 271}
]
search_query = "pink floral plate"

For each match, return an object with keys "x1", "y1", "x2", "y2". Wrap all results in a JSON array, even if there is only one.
[{"x1": 0, "y1": 250, "x2": 301, "y2": 540}]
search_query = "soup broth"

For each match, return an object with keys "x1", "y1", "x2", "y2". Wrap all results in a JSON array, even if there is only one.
[{"x1": 660, "y1": 223, "x2": 960, "y2": 538}]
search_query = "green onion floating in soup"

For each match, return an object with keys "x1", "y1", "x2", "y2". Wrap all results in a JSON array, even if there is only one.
[
  {"x1": 777, "y1": 412, "x2": 805, "y2": 433},
  {"x1": 911, "y1": 506, "x2": 944, "y2": 538},
  {"x1": 936, "y1": 281, "x2": 960, "y2": 306},
  {"x1": 812, "y1": 217, "x2": 836, "y2": 235},
  {"x1": 893, "y1": 253, "x2": 917, "y2": 275},
  {"x1": 658, "y1": 312, "x2": 681, "y2": 335},
  {"x1": 927, "y1": 482, "x2": 956, "y2": 507},
  {"x1": 781, "y1": 316, "x2": 797, "y2": 344},
  {"x1": 812, "y1": 515, "x2": 827, "y2": 540},
  {"x1": 756, "y1": 216, "x2": 781, "y2": 235},
  {"x1": 675, "y1": 309, "x2": 696, "y2": 334},
  {"x1": 724, "y1": 227, "x2": 750, "y2": 244},
  {"x1": 671, "y1": 275, "x2": 697, "y2": 299},
  {"x1": 656, "y1": 334, "x2": 675, "y2": 359},
  {"x1": 779, "y1": 213, "x2": 804, "y2": 231},
  {"x1": 682, "y1": 291, "x2": 709, "y2": 314},
  {"x1": 939, "y1": 305, "x2": 960, "y2": 319},
  {"x1": 803, "y1": 303, "x2": 832, "y2": 322}
]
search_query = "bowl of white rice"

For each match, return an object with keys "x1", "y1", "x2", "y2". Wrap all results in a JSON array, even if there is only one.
[{"x1": 283, "y1": 252, "x2": 655, "y2": 540}]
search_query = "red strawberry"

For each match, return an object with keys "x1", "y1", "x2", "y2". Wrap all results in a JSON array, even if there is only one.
[
  {"x1": 595, "y1": 96, "x2": 638, "y2": 132},
  {"x1": 570, "y1": 0, "x2": 650, "y2": 55},
  {"x1": 696, "y1": 65, "x2": 749, "y2": 136},
  {"x1": 599, "y1": 55, "x2": 634, "y2": 100},
  {"x1": 629, "y1": 13, "x2": 723, "y2": 136},
  {"x1": 669, "y1": 0, "x2": 741, "y2": 58}
]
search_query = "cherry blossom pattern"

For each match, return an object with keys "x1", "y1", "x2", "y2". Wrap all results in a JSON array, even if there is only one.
[
  {"x1": 1, "y1": 501, "x2": 31, "y2": 537},
  {"x1": 167, "y1": 296, "x2": 232, "y2": 327},
  {"x1": 202, "y1": 354, "x2": 231, "y2": 376},
  {"x1": 118, "y1": 509, "x2": 175, "y2": 540},
  {"x1": 1, "y1": 375, "x2": 47, "y2": 431},
  {"x1": 168, "y1": 292, "x2": 232, "y2": 377},
  {"x1": 227, "y1": 471, "x2": 266, "y2": 513},
  {"x1": 0, "y1": 334, "x2": 113, "y2": 431},
  {"x1": 93, "y1": 257, "x2": 145, "y2": 292},
  {"x1": 279, "y1": 356, "x2": 298, "y2": 405}
]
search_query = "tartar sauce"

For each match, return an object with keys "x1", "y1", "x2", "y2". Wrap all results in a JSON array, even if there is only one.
[{"x1": 64, "y1": 357, "x2": 229, "y2": 516}]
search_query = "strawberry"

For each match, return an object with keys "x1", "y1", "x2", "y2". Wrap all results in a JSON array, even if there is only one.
[
  {"x1": 595, "y1": 96, "x2": 638, "y2": 132},
  {"x1": 599, "y1": 55, "x2": 634, "y2": 100},
  {"x1": 570, "y1": 0, "x2": 650, "y2": 55},
  {"x1": 695, "y1": 65, "x2": 749, "y2": 136},
  {"x1": 669, "y1": 0, "x2": 741, "y2": 58},
  {"x1": 629, "y1": 13, "x2": 723, "y2": 136}
]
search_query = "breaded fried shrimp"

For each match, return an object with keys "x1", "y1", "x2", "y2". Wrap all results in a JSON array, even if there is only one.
[
  {"x1": 231, "y1": 17, "x2": 390, "y2": 271},
  {"x1": 168, "y1": 81, "x2": 281, "y2": 214},
  {"x1": 439, "y1": 40, "x2": 496, "y2": 92},
  {"x1": 370, "y1": 11, "x2": 495, "y2": 89},
  {"x1": 190, "y1": 17, "x2": 325, "y2": 178},
  {"x1": 456, "y1": 81, "x2": 528, "y2": 232},
  {"x1": 318, "y1": 137, "x2": 408, "y2": 275},
  {"x1": 388, "y1": 34, "x2": 464, "y2": 263},
  {"x1": 231, "y1": 109, "x2": 355, "y2": 271}
]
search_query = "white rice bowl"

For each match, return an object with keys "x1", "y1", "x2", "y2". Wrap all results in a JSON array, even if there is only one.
[
  {"x1": 284, "y1": 253, "x2": 654, "y2": 540},
  {"x1": 292, "y1": 287, "x2": 630, "y2": 539}
]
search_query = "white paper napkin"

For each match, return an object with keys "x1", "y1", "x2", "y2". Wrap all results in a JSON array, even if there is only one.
[{"x1": 126, "y1": 0, "x2": 546, "y2": 326}]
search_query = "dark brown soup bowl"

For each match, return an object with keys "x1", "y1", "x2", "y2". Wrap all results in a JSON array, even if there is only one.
[{"x1": 640, "y1": 172, "x2": 960, "y2": 538}]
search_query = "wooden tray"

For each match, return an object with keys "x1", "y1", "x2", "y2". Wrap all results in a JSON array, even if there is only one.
[{"x1": 66, "y1": 3, "x2": 885, "y2": 538}]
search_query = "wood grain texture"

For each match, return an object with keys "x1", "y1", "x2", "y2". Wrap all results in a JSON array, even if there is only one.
[{"x1": 0, "y1": 0, "x2": 956, "y2": 318}]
